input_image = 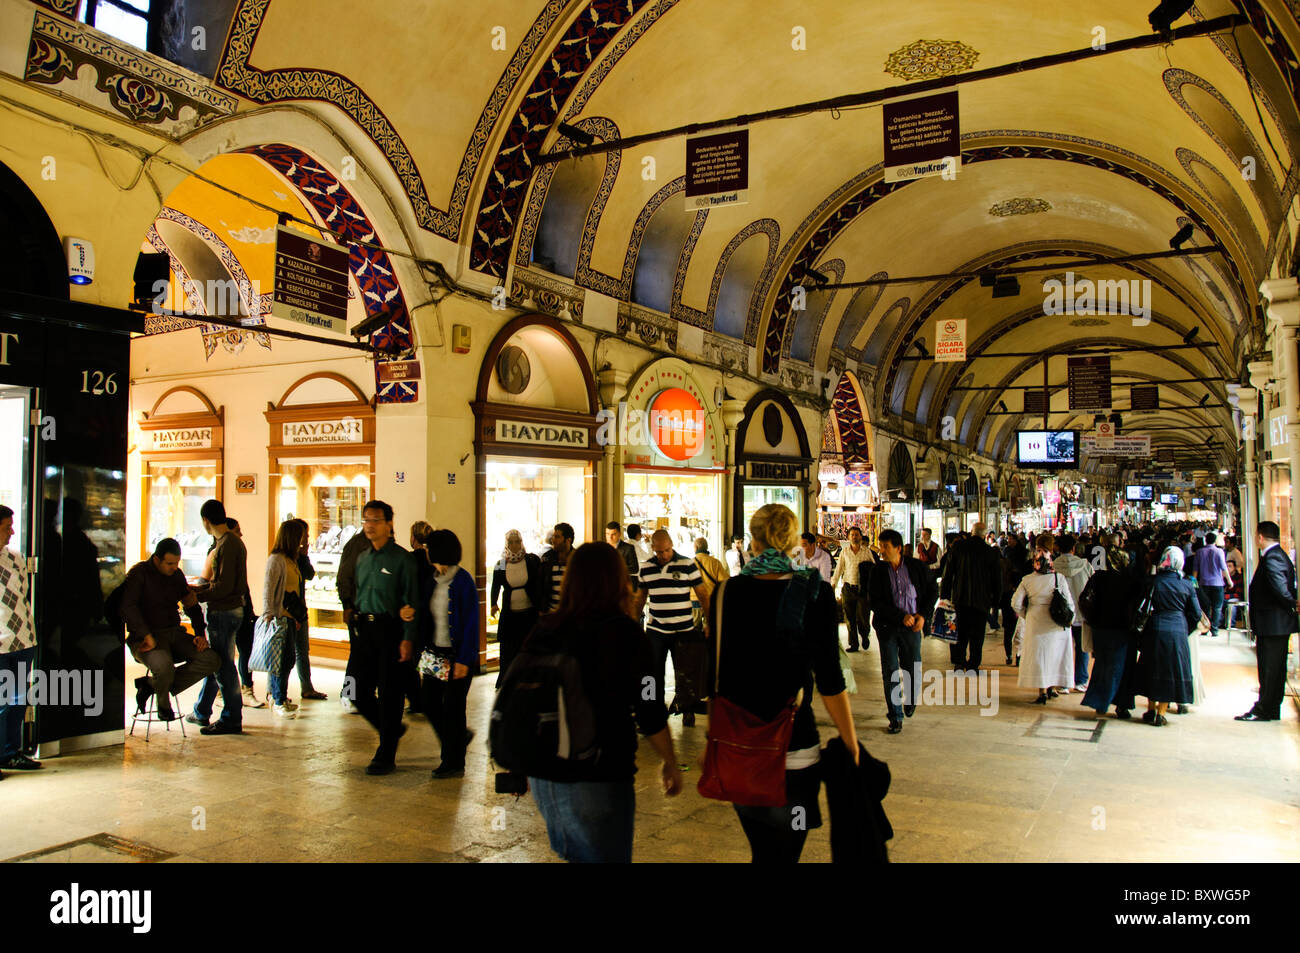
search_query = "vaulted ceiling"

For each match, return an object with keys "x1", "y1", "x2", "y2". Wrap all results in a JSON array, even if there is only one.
[{"x1": 164, "y1": 0, "x2": 1300, "y2": 468}]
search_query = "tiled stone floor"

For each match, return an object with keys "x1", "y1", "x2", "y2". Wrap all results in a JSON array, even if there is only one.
[{"x1": 2, "y1": 629, "x2": 1296, "y2": 863}]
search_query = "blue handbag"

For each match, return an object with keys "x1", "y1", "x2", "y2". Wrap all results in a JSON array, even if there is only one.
[{"x1": 250, "y1": 615, "x2": 288, "y2": 673}]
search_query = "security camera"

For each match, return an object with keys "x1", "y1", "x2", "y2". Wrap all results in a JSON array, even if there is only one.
[
  {"x1": 349, "y1": 309, "x2": 392, "y2": 339},
  {"x1": 64, "y1": 237, "x2": 94, "y2": 285}
]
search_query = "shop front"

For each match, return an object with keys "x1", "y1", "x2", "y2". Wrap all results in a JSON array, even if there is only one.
[
  {"x1": 0, "y1": 162, "x2": 136, "y2": 753},
  {"x1": 265, "y1": 373, "x2": 375, "y2": 660},
  {"x1": 474, "y1": 316, "x2": 599, "y2": 668},
  {"x1": 1267, "y1": 404, "x2": 1293, "y2": 557},
  {"x1": 622, "y1": 359, "x2": 725, "y2": 556},
  {"x1": 883, "y1": 441, "x2": 917, "y2": 548},
  {"x1": 137, "y1": 387, "x2": 224, "y2": 578},
  {"x1": 733, "y1": 390, "x2": 813, "y2": 536},
  {"x1": 962, "y1": 467, "x2": 980, "y2": 532}
]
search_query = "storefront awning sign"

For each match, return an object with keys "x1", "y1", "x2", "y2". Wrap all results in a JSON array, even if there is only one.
[
  {"x1": 282, "y1": 418, "x2": 363, "y2": 446},
  {"x1": 649, "y1": 388, "x2": 706, "y2": 462},
  {"x1": 141, "y1": 427, "x2": 212, "y2": 451},
  {"x1": 934, "y1": 318, "x2": 966, "y2": 363},
  {"x1": 495, "y1": 419, "x2": 589, "y2": 448}
]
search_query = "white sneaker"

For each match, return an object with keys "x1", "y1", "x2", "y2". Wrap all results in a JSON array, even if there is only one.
[
  {"x1": 281, "y1": 699, "x2": 299, "y2": 712},
  {"x1": 242, "y1": 686, "x2": 267, "y2": 709},
  {"x1": 1074, "y1": 683, "x2": 1088, "y2": 692},
  {"x1": 340, "y1": 697, "x2": 357, "y2": 714},
  {"x1": 273, "y1": 703, "x2": 297, "y2": 718}
]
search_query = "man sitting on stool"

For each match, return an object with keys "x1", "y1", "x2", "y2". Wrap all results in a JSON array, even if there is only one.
[{"x1": 120, "y1": 538, "x2": 221, "y2": 722}]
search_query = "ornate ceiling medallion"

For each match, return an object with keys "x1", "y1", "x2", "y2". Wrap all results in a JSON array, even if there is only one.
[
  {"x1": 883, "y1": 39, "x2": 980, "y2": 81},
  {"x1": 989, "y1": 197, "x2": 1053, "y2": 217}
]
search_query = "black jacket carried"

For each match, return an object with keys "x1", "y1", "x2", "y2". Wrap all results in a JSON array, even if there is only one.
[
  {"x1": 821, "y1": 736, "x2": 893, "y2": 863},
  {"x1": 940, "y1": 536, "x2": 1002, "y2": 610},
  {"x1": 617, "y1": 540, "x2": 641, "y2": 591},
  {"x1": 868, "y1": 556, "x2": 938, "y2": 634},
  {"x1": 1249, "y1": 544, "x2": 1299, "y2": 637}
]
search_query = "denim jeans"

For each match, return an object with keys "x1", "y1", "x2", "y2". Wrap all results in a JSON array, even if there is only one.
[
  {"x1": 530, "y1": 778, "x2": 635, "y2": 863},
  {"x1": 1072, "y1": 626, "x2": 1090, "y2": 687},
  {"x1": 877, "y1": 624, "x2": 922, "y2": 721},
  {"x1": 0, "y1": 647, "x2": 36, "y2": 758},
  {"x1": 266, "y1": 620, "x2": 297, "y2": 705},
  {"x1": 193, "y1": 607, "x2": 244, "y2": 726},
  {"x1": 235, "y1": 608, "x2": 255, "y2": 689}
]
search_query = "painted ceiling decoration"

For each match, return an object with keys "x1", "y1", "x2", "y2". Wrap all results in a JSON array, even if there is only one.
[
  {"x1": 830, "y1": 371, "x2": 871, "y2": 468},
  {"x1": 469, "y1": 0, "x2": 652, "y2": 277},
  {"x1": 988, "y1": 197, "x2": 1052, "y2": 216},
  {"x1": 882, "y1": 38, "x2": 981, "y2": 81},
  {"x1": 25, "y1": 12, "x2": 237, "y2": 133}
]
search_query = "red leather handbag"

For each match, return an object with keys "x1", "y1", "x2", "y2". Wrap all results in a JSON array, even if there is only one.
[{"x1": 698, "y1": 579, "x2": 799, "y2": 807}]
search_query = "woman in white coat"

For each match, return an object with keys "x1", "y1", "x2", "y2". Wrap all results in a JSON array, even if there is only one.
[{"x1": 1013, "y1": 547, "x2": 1076, "y2": 704}]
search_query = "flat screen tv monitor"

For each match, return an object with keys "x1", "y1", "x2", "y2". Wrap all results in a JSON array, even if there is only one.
[
  {"x1": 1126, "y1": 484, "x2": 1153, "y2": 501},
  {"x1": 1159, "y1": 493, "x2": 1178, "y2": 505},
  {"x1": 1016, "y1": 430, "x2": 1079, "y2": 467}
]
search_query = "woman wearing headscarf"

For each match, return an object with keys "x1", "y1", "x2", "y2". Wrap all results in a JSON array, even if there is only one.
[
  {"x1": 490, "y1": 529, "x2": 544, "y2": 686},
  {"x1": 1013, "y1": 545, "x2": 1075, "y2": 704},
  {"x1": 1078, "y1": 546, "x2": 1140, "y2": 717},
  {"x1": 1135, "y1": 546, "x2": 1200, "y2": 726}
]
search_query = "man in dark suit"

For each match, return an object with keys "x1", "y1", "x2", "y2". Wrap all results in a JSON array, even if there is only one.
[
  {"x1": 869, "y1": 529, "x2": 938, "y2": 735},
  {"x1": 939, "y1": 521, "x2": 1003, "y2": 673},
  {"x1": 1237, "y1": 520, "x2": 1297, "y2": 722}
]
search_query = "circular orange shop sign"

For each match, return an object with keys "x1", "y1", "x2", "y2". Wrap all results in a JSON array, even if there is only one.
[{"x1": 649, "y1": 388, "x2": 706, "y2": 461}]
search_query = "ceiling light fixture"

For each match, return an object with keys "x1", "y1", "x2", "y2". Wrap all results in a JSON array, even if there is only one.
[
  {"x1": 1169, "y1": 222, "x2": 1195, "y2": 249},
  {"x1": 912, "y1": 340, "x2": 929, "y2": 357},
  {"x1": 1183, "y1": 326, "x2": 1200, "y2": 343}
]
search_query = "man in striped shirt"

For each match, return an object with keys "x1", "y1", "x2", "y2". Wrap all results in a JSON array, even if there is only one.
[
  {"x1": 635, "y1": 529, "x2": 710, "y2": 709},
  {"x1": 539, "y1": 522, "x2": 574, "y2": 611}
]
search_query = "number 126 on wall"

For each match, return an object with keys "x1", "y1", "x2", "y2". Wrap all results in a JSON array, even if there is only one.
[{"x1": 80, "y1": 370, "x2": 119, "y2": 395}]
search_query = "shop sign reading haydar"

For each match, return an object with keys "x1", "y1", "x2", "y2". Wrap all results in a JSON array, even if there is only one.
[
  {"x1": 495, "y1": 419, "x2": 589, "y2": 448},
  {"x1": 282, "y1": 418, "x2": 363, "y2": 446},
  {"x1": 143, "y1": 427, "x2": 212, "y2": 451}
]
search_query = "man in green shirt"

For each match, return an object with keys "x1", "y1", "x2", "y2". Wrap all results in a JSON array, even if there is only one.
[{"x1": 352, "y1": 499, "x2": 420, "y2": 775}]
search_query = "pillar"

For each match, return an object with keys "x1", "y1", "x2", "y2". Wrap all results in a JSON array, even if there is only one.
[
  {"x1": 721, "y1": 397, "x2": 745, "y2": 538},
  {"x1": 597, "y1": 368, "x2": 631, "y2": 529}
]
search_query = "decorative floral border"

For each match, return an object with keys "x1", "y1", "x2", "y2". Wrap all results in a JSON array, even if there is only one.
[
  {"x1": 469, "y1": 0, "x2": 654, "y2": 277},
  {"x1": 25, "y1": 12, "x2": 237, "y2": 127}
]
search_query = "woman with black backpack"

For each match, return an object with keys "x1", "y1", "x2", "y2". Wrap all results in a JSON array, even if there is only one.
[{"x1": 514, "y1": 541, "x2": 682, "y2": 862}]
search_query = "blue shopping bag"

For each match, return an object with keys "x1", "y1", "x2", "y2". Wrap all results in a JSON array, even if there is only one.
[{"x1": 249, "y1": 615, "x2": 288, "y2": 673}]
